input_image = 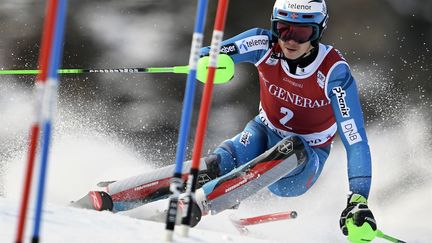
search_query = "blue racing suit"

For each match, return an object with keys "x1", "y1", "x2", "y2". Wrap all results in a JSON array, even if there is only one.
[{"x1": 200, "y1": 28, "x2": 372, "y2": 199}]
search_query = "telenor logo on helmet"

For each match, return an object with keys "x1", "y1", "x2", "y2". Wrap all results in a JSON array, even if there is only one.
[{"x1": 283, "y1": 2, "x2": 312, "y2": 11}]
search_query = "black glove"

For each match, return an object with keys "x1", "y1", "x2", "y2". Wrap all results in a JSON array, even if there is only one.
[{"x1": 339, "y1": 193, "x2": 377, "y2": 242}]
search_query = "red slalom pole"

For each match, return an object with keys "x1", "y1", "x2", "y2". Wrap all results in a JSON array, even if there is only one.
[
  {"x1": 14, "y1": 1, "x2": 58, "y2": 242},
  {"x1": 181, "y1": 0, "x2": 229, "y2": 237}
]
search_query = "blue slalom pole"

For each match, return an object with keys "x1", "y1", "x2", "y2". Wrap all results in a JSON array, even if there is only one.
[
  {"x1": 32, "y1": 0, "x2": 68, "y2": 242},
  {"x1": 164, "y1": 0, "x2": 208, "y2": 241}
]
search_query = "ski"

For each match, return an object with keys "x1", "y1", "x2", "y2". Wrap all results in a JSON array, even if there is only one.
[
  {"x1": 201, "y1": 136, "x2": 306, "y2": 214},
  {"x1": 69, "y1": 192, "x2": 203, "y2": 227},
  {"x1": 70, "y1": 191, "x2": 113, "y2": 211},
  {"x1": 230, "y1": 211, "x2": 297, "y2": 235}
]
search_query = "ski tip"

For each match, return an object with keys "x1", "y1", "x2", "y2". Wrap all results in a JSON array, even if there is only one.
[{"x1": 70, "y1": 191, "x2": 113, "y2": 211}]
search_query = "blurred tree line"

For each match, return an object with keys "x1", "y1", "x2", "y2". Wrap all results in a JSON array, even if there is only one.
[{"x1": 0, "y1": 0, "x2": 431, "y2": 165}]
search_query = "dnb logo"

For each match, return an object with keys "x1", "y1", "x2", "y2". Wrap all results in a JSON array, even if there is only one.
[
  {"x1": 278, "y1": 140, "x2": 293, "y2": 154},
  {"x1": 341, "y1": 119, "x2": 362, "y2": 145}
]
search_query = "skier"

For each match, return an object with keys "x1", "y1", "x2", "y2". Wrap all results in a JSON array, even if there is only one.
[{"x1": 73, "y1": 0, "x2": 377, "y2": 241}]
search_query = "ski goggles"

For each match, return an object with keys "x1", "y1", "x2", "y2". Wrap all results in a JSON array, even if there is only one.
[{"x1": 275, "y1": 22, "x2": 318, "y2": 43}]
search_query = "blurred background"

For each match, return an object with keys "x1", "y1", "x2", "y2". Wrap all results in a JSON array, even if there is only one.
[
  {"x1": 0, "y1": 0, "x2": 431, "y2": 242},
  {"x1": 1, "y1": 0, "x2": 431, "y2": 165}
]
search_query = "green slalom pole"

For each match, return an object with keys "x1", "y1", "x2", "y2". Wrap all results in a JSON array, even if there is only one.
[{"x1": 0, "y1": 54, "x2": 235, "y2": 84}]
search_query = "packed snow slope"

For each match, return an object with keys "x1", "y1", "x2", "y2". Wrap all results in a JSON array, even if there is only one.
[
  {"x1": 0, "y1": 197, "x2": 276, "y2": 243},
  {"x1": 1, "y1": 117, "x2": 431, "y2": 243},
  {"x1": 0, "y1": 82, "x2": 431, "y2": 242}
]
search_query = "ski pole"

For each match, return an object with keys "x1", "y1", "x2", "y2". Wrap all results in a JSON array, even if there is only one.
[
  {"x1": 376, "y1": 230, "x2": 406, "y2": 243},
  {"x1": 233, "y1": 211, "x2": 298, "y2": 226},
  {"x1": 164, "y1": 0, "x2": 209, "y2": 241},
  {"x1": 181, "y1": 0, "x2": 230, "y2": 237},
  {"x1": 0, "y1": 55, "x2": 234, "y2": 84},
  {"x1": 14, "y1": 0, "x2": 58, "y2": 242},
  {"x1": 0, "y1": 66, "x2": 190, "y2": 75},
  {"x1": 31, "y1": 0, "x2": 68, "y2": 242},
  {"x1": 230, "y1": 211, "x2": 298, "y2": 235}
]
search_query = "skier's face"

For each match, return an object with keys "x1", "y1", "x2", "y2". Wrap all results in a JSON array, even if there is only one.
[{"x1": 278, "y1": 38, "x2": 313, "y2": 60}]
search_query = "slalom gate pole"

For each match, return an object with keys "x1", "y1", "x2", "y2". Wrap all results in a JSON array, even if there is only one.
[
  {"x1": 14, "y1": 0, "x2": 58, "y2": 242},
  {"x1": 31, "y1": 0, "x2": 68, "y2": 242},
  {"x1": 181, "y1": 0, "x2": 229, "y2": 237},
  {"x1": 164, "y1": 0, "x2": 209, "y2": 241}
]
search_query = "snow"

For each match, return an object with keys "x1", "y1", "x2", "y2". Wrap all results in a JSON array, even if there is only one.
[
  {"x1": 1, "y1": 86, "x2": 431, "y2": 243},
  {"x1": 1, "y1": 117, "x2": 431, "y2": 243},
  {"x1": 0, "y1": 198, "x2": 270, "y2": 243}
]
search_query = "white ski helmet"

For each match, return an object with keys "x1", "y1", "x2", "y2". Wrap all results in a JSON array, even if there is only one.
[{"x1": 271, "y1": 0, "x2": 329, "y2": 43}]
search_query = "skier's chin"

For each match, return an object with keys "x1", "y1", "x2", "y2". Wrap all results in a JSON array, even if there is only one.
[
  {"x1": 279, "y1": 39, "x2": 313, "y2": 60},
  {"x1": 283, "y1": 51, "x2": 303, "y2": 60},
  {"x1": 281, "y1": 47, "x2": 306, "y2": 60}
]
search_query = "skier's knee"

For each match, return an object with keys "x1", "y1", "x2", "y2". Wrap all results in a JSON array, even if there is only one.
[
  {"x1": 212, "y1": 139, "x2": 237, "y2": 175},
  {"x1": 283, "y1": 136, "x2": 309, "y2": 165},
  {"x1": 268, "y1": 140, "x2": 322, "y2": 197},
  {"x1": 266, "y1": 136, "x2": 313, "y2": 197},
  {"x1": 202, "y1": 154, "x2": 221, "y2": 179}
]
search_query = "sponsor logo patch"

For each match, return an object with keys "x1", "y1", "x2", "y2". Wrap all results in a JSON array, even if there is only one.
[
  {"x1": 198, "y1": 173, "x2": 212, "y2": 186},
  {"x1": 235, "y1": 35, "x2": 269, "y2": 54},
  {"x1": 307, "y1": 138, "x2": 322, "y2": 146},
  {"x1": 332, "y1": 86, "x2": 350, "y2": 117},
  {"x1": 224, "y1": 171, "x2": 257, "y2": 194},
  {"x1": 283, "y1": 77, "x2": 304, "y2": 88},
  {"x1": 283, "y1": 2, "x2": 312, "y2": 11},
  {"x1": 265, "y1": 56, "x2": 279, "y2": 66},
  {"x1": 268, "y1": 84, "x2": 330, "y2": 108},
  {"x1": 317, "y1": 71, "x2": 325, "y2": 89},
  {"x1": 341, "y1": 119, "x2": 362, "y2": 145},
  {"x1": 278, "y1": 140, "x2": 293, "y2": 154},
  {"x1": 134, "y1": 181, "x2": 159, "y2": 191},
  {"x1": 239, "y1": 131, "x2": 252, "y2": 147},
  {"x1": 220, "y1": 44, "x2": 238, "y2": 55}
]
